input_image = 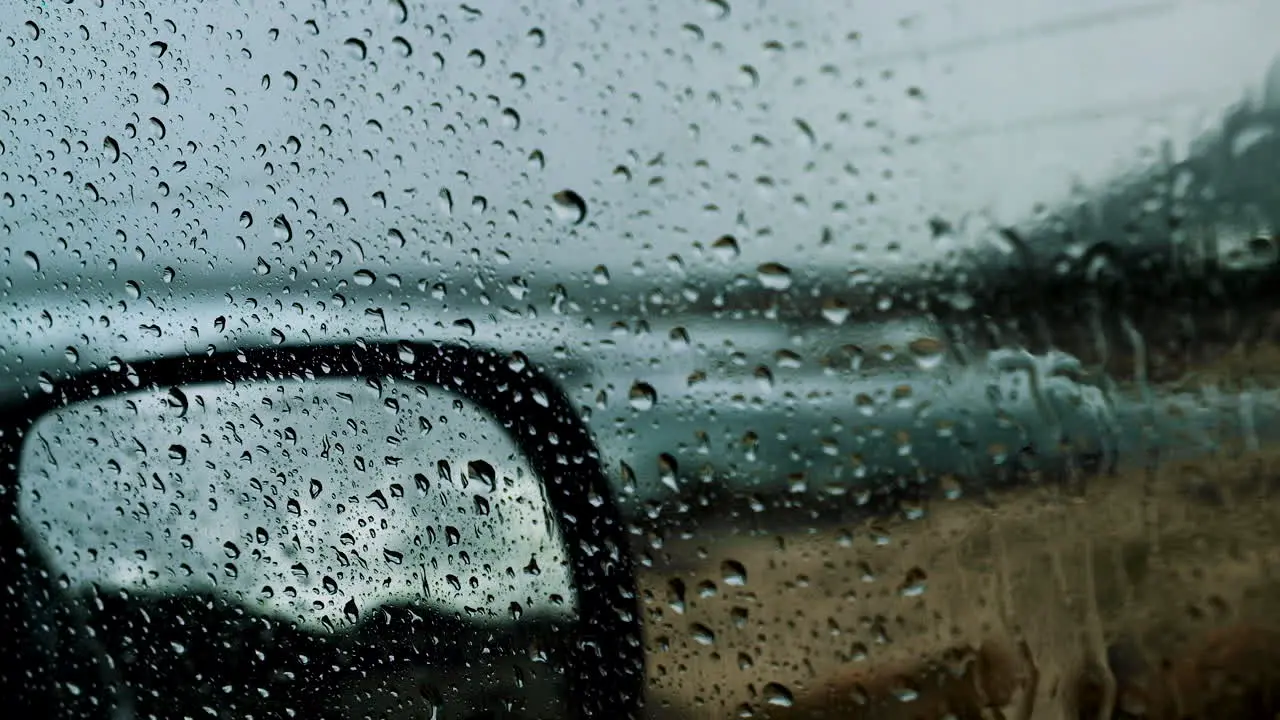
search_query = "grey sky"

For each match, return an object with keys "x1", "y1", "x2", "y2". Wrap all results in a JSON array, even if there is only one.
[{"x1": 7, "y1": 0, "x2": 1278, "y2": 287}]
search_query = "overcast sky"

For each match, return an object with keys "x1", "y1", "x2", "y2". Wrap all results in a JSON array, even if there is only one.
[{"x1": 7, "y1": 0, "x2": 1280, "y2": 288}]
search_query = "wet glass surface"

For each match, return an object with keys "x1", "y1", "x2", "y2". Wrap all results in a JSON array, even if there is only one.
[{"x1": 6, "y1": 1, "x2": 1280, "y2": 718}]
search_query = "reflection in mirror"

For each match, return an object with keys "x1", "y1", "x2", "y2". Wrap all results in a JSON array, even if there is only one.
[{"x1": 19, "y1": 375, "x2": 575, "y2": 634}]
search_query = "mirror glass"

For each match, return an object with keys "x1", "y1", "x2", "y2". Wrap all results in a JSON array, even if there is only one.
[{"x1": 18, "y1": 375, "x2": 575, "y2": 634}]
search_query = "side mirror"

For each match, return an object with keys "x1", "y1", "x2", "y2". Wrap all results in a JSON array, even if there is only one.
[{"x1": 0, "y1": 343, "x2": 643, "y2": 719}]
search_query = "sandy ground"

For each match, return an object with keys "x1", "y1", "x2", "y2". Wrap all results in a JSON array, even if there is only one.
[{"x1": 637, "y1": 445, "x2": 1280, "y2": 719}]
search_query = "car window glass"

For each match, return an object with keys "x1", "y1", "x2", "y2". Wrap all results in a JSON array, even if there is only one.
[{"x1": 8, "y1": 1, "x2": 1280, "y2": 718}]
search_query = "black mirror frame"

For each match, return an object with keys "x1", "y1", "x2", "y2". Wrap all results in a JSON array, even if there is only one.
[{"x1": 0, "y1": 341, "x2": 645, "y2": 719}]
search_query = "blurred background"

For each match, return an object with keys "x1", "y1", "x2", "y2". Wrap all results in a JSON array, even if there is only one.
[{"x1": 7, "y1": 1, "x2": 1280, "y2": 718}]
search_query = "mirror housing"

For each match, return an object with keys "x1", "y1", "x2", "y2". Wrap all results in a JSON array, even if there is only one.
[{"x1": 0, "y1": 342, "x2": 643, "y2": 719}]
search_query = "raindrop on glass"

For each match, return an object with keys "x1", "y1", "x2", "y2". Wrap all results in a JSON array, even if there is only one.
[
  {"x1": 552, "y1": 190, "x2": 587, "y2": 224},
  {"x1": 628, "y1": 382, "x2": 657, "y2": 410},
  {"x1": 103, "y1": 136, "x2": 120, "y2": 163},
  {"x1": 344, "y1": 37, "x2": 368, "y2": 60},
  {"x1": 690, "y1": 623, "x2": 716, "y2": 646},
  {"x1": 721, "y1": 559, "x2": 747, "y2": 586},
  {"x1": 711, "y1": 235, "x2": 739, "y2": 261},
  {"x1": 757, "y1": 262, "x2": 793, "y2": 290},
  {"x1": 763, "y1": 683, "x2": 794, "y2": 707}
]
